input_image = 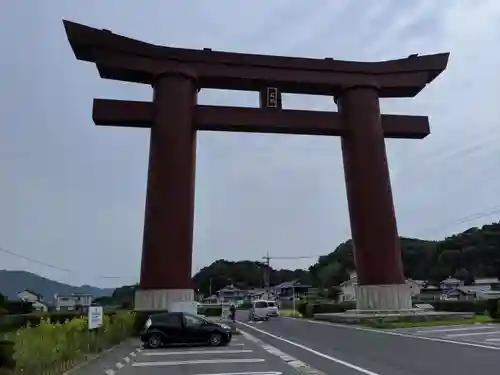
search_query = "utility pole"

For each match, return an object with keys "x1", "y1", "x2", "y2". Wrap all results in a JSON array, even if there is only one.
[
  {"x1": 262, "y1": 252, "x2": 271, "y2": 299},
  {"x1": 261, "y1": 253, "x2": 321, "y2": 301}
]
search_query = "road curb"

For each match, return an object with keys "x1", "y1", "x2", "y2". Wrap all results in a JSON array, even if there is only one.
[{"x1": 61, "y1": 341, "x2": 131, "y2": 375}]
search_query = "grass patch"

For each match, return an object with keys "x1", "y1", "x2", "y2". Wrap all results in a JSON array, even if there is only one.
[{"x1": 366, "y1": 315, "x2": 494, "y2": 329}]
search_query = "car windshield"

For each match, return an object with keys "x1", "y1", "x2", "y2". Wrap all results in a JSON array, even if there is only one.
[{"x1": 184, "y1": 313, "x2": 206, "y2": 326}]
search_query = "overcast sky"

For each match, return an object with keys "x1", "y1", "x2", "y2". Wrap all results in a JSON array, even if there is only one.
[{"x1": 2, "y1": 0, "x2": 500, "y2": 288}]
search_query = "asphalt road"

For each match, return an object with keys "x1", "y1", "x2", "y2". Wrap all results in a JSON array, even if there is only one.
[
  {"x1": 72, "y1": 311, "x2": 500, "y2": 375},
  {"x1": 235, "y1": 311, "x2": 500, "y2": 375},
  {"x1": 108, "y1": 334, "x2": 307, "y2": 375}
]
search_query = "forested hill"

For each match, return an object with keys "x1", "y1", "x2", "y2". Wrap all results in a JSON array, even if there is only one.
[
  {"x1": 311, "y1": 221, "x2": 500, "y2": 285},
  {"x1": 193, "y1": 221, "x2": 500, "y2": 295}
]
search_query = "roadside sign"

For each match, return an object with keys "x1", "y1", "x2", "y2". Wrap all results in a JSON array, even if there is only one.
[{"x1": 88, "y1": 306, "x2": 103, "y2": 330}]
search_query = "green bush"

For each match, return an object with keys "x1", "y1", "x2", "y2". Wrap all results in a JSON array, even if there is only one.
[
  {"x1": 0, "y1": 341, "x2": 15, "y2": 370},
  {"x1": 3, "y1": 302, "x2": 33, "y2": 315},
  {"x1": 485, "y1": 299, "x2": 500, "y2": 320},
  {"x1": 1, "y1": 311, "x2": 135, "y2": 374},
  {"x1": 421, "y1": 300, "x2": 486, "y2": 313},
  {"x1": 0, "y1": 311, "x2": 119, "y2": 334},
  {"x1": 198, "y1": 306, "x2": 222, "y2": 317},
  {"x1": 298, "y1": 302, "x2": 356, "y2": 317}
]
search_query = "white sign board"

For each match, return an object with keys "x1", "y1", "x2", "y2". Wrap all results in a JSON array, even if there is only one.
[{"x1": 88, "y1": 306, "x2": 103, "y2": 330}]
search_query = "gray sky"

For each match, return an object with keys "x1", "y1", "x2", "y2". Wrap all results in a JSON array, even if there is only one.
[{"x1": 2, "y1": 0, "x2": 500, "y2": 288}]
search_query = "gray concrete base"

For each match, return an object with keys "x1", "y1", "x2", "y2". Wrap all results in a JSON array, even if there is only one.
[
  {"x1": 314, "y1": 310, "x2": 475, "y2": 325},
  {"x1": 356, "y1": 284, "x2": 412, "y2": 310},
  {"x1": 134, "y1": 288, "x2": 194, "y2": 311}
]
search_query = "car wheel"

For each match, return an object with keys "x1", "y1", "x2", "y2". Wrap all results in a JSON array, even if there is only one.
[
  {"x1": 209, "y1": 333, "x2": 223, "y2": 346},
  {"x1": 147, "y1": 334, "x2": 162, "y2": 349}
]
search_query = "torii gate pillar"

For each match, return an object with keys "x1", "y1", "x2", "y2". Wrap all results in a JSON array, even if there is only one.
[
  {"x1": 135, "y1": 70, "x2": 198, "y2": 311},
  {"x1": 337, "y1": 85, "x2": 410, "y2": 310}
]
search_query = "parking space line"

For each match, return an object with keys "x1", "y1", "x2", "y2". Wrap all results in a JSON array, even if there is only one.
[
  {"x1": 142, "y1": 349, "x2": 253, "y2": 356},
  {"x1": 132, "y1": 358, "x2": 266, "y2": 367},
  {"x1": 415, "y1": 325, "x2": 495, "y2": 334},
  {"x1": 446, "y1": 330, "x2": 500, "y2": 338}
]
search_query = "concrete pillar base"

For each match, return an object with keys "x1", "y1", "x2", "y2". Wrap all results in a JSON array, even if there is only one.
[
  {"x1": 355, "y1": 284, "x2": 412, "y2": 310},
  {"x1": 134, "y1": 289, "x2": 194, "y2": 311}
]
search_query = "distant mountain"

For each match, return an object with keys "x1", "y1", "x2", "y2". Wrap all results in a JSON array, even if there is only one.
[{"x1": 0, "y1": 270, "x2": 114, "y2": 302}]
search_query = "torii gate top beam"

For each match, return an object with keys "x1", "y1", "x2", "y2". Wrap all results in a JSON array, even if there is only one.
[{"x1": 63, "y1": 20, "x2": 449, "y2": 97}]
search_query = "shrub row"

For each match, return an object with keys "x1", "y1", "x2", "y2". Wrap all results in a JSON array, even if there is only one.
[
  {"x1": 197, "y1": 306, "x2": 223, "y2": 317},
  {"x1": 0, "y1": 310, "x2": 119, "y2": 334},
  {"x1": 417, "y1": 300, "x2": 487, "y2": 313},
  {"x1": 0, "y1": 311, "x2": 136, "y2": 374},
  {"x1": 297, "y1": 302, "x2": 356, "y2": 317},
  {"x1": 0, "y1": 302, "x2": 33, "y2": 316},
  {"x1": 297, "y1": 299, "x2": 500, "y2": 319}
]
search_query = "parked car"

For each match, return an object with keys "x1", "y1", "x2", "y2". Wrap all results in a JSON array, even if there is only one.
[
  {"x1": 266, "y1": 300, "x2": 280, "y2": 317},
  {"x1": 140, "y1": 312, "x2": 232, "y2": 349},
  {"x1": 248, "y1": 300, "x2": 279, "y2": 321}
]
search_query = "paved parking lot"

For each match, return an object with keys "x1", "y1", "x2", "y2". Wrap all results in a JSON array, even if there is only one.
[
  {"x1": 114, "y1": 334, "x2": 313, "y2": 375},
  {"x1": 391, "y1": 323, "x2": 500, "y2": 346}
]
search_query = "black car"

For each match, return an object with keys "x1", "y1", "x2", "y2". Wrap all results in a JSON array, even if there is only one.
[{"x1": 140, "y1": 312, "x2": 232, "y2": 349}]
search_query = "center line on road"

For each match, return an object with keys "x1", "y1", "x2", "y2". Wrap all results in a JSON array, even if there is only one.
[
  {"x1": 415, "y1": 325, "x2": 495, "y2": 334},
  {"x1": 132, "y1": 358, "x2": 265, "y2": 367},
  {"x1": 238, "y1": 322, "x2": 379, "y2": 375},
  {"x1": 446, "y1": 330, "x2": 500, "y2": 338},
  {"x1": 142, "y1": 349, "x2": 253, "y2": 356}
]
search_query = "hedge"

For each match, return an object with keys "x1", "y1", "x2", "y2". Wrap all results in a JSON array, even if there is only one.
[
  {"x1": 197, "y1": 306, "x2": 222, "y2": 317},
  {"x1": 485, "y1": 299, "x2": 500, "y2": 320},
  {"x1": 0, "y1": 311, "x2": 135, "y2": 374},
  {"x1": 0, "y1": 311, "x2": 119, "y2": 334},
  {"x1": 297, "y1": 299, "x2": 500, "y2": 318},
  {"x1": 298, "y1": 302, "x2": 356, "y2": 317},
  {"x1": 417, "y1": 300, "x2": 487, "y2": 313}
]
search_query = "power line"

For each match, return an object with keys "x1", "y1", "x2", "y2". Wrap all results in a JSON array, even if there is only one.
[
  {"x1": 265, "y1": 255, "x2": 324, "y2": 260},
  {"x1": 415, "y1": 205, "x2": 500, "y2": 238},
  {"x1": 0, "y1": 245, "x2": 129, "y2": 280}
]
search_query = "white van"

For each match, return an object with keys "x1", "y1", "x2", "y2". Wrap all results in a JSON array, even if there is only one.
[{"x1": 248, "y1": 300, "x2": 280, "y2": 321}]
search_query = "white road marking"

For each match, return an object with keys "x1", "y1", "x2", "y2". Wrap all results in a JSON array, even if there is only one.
[
  {"x1": 104, "y1": 370, "x2": 115, "y2": 375},
  {"x1": 284, "y1": 317, "x2": 500, "y2": 351},
  {"x1": 132, "y1": 358, "x2": 265, "y2": 367},
  {"x1": 188, "y1": 372, "x2": 281, "y2": 375},
  {"x1": 241, "y1": 330, "x2": 326, "y2": 375},
  {"x1": 486, "y1": 338, "x2": 500, "y2": 342},
  {"x1": 130, "y1": 351, "x2": 137, "y2": 356},
  {"x1": 415, "y1": 325, "x2": 496, "y2": 334},
  {"x1": 229, "y1": 343, "x2": 245, "y2": 346},
  {"x1": 115, "y1": 362, "x2": 124, "y2": 369},
  {"x1": 446, "y1": 330, "x2": 500, "y2": 338},
  {"x1": 239, "y1": 322, "x2": 379, "y2": 375},
  {"x1": 123, "y1": 356, "x2": 131, "y2": 363},
  {"x1": 142, "y1": 349, "x2": 253, "y2": 356}
]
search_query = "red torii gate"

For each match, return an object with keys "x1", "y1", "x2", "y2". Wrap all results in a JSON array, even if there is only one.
[{"x1": 63, "y1": 20, "x2": 448, "y2": 311}]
